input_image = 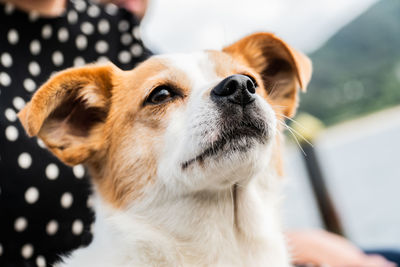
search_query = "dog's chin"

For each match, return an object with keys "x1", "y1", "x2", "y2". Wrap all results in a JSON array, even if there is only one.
[{"x1": 179, "y1": 133, "x2": 271, "y2": 191}]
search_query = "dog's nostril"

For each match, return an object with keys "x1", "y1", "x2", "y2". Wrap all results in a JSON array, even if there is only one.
[
  {"x1": 213, "y1": 79, "x2": 238, "y2": 96},
  {"x1": 246, "y1": 80, "x2": 256, "y2": 94},
  {"x1": 224, "y1": 80, "x2": 239, "y2": 96}
]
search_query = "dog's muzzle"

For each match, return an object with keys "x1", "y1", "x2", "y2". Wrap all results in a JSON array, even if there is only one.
[{"x1": 181, "y1": 75, "x2": 270, "y2": 170}]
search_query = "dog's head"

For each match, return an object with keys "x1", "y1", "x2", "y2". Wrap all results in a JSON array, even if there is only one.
[{"x1": 18, "y1": 33, "x2": 311, "y2": 207}]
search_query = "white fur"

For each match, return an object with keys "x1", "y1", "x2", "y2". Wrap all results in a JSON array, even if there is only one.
[{"x1": 56, "y1": 52, "x2": 291, "y2": 267}]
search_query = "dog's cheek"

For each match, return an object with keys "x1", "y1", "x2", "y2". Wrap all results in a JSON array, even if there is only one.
[{"x1": 90, "y1": 114, "x2": 164, "y2": 208}]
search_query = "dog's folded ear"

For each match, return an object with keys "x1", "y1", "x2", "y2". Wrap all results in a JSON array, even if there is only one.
[
  {"x1": 18, "y1": 64, "x2": 117, "y2": 165},
  {"x1": 223, "y1": 33, "x2": 312, "y2": 117}
]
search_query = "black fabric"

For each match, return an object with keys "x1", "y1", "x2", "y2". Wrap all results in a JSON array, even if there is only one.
[{"x1": 0, "y1": 1, "x2": 151, "y2": 266}]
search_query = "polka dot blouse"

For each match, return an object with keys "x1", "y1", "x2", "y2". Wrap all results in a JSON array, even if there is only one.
[{"x1": 0, "y1": 0, "x2": 151, "y2": 266}]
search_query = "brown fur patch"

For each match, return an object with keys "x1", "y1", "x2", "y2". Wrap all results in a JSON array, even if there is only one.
[
  {"x1": 93, "y1": 58, "x2": 194, "y2": 207},
  {"x1": 88, "y1": 58, "x2": 196, "y2": 207}
]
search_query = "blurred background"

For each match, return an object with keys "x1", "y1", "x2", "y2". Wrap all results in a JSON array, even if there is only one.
[{"x1": 140, "y1": 0, "x2": 400, "y2": 249}]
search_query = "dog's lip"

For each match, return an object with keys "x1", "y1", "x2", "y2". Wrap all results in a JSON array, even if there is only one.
[
  {"x1": 181, "y1": 127, "x2": 268, "y2": 170},
  {"x1": 181, "y1": 139, "x2": 224, "y2": 170}
]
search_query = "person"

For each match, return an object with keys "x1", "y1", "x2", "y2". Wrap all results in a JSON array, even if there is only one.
[{"x1": 0, "y1": 0, "x2": 151, "y2": 266}]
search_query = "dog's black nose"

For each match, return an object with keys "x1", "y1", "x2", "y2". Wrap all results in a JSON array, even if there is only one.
[{"x1": 211, "y1": 74, "x2": 256, "y2": 106}]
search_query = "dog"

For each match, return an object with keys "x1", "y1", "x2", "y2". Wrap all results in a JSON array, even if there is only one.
[{"x1": 18, "y1": 32, "x2": 311, "y2": 267}]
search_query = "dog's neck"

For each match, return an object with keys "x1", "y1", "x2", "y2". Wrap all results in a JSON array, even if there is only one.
[{"x1": 89, "y1": 165, "x2": 289, "y2": 266}]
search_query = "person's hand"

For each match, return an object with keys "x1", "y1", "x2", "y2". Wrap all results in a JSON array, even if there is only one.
[{"x1": 286, "y1": 229, "x2": 397, "y2": 267}]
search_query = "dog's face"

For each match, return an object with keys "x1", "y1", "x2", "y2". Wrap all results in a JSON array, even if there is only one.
[
  {"x1": 18, "y1": 33, "x2": 311, "y2": 207},
  {"x1": 152, "y1": 51, "x2": 277, "y2": 194}
]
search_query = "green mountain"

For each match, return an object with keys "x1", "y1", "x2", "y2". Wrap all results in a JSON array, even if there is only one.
[{"x1": 299, "y1": 0, "x2": 400, "y2": 125}]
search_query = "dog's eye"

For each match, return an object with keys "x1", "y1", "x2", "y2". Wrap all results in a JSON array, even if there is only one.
[{"x1": 146, "y1": 86, "x2": 177, "y2": 105}]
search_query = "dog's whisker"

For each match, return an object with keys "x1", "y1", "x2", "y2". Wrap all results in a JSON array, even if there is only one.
[
  {"x1": 279, "y1": 121, "x2": 307, "y2": 156},
  {"x1": 268, "y1": 82, "x2": 279, "y2": 98},
  {"x1": 281, "y1": 114, "x2": 307, "y2": 132},
  {"x1": 282, "y1": 120, "x2": 314, "y2": 148},
  {"x1": 271, "y1": 104, "x2": 289, "y2": 110}
]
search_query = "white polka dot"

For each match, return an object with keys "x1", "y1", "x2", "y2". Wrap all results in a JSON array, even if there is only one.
[
  {"x1": 8, "y1": 29, "x2": 19, "y2": 44},
  {"x1": 72, "y1": 219, "x2": 84, "y2": 235},
  {"x1": 46, "y1": 220, "x2": 58, "y2": 235},
  {"x1": 98, "y1": 19, "x2": 110, "y2": 34},
  {"x1": 5, "y1": 3, "x2": 15, "y2": 14},
  {"x1": 75, "y1": 0, "x2": 87, "y2": 12},
  {"x1": 29, "y1": 40, "x2": 41, "y2": 55},
  {"x1": 14, "y1": 217, "x2": 28, "y2": 232},
  {"x1": 52, "y1": 51, "x2": 64, "y2": 66},
  {"x1": 81, "y1": 21, "x2": 94, "y2": 35},
  {"x1": 97, "y1": 56, "x2": 109, "y2": 64},
  {"x1": 28, "y1": 61, "x2": 41, "y2": 76},
  {"x1": 46, "y1": 163, "x2": 59, "y2": 180},
  {"x1": 5, "y1": 108, "x2": 17, "y2": 122},
  {"x1": 76, "y1": 35, "x2": 87, "y2": 50},
  {"x1": 61, "y1": 192, "x2": 74, "y2": 209},
  {"x1": 132, "y1": 26, "x2": 141, "y2": 39},
  {"x1": 18, "y1": 153, "x2": 33, "y2": 169},
  {"x1": 13, "y1": 96, "x2": 25, "y2": 110},
  {"x1": 37, "y1": 138, "x2": 46, "y2": 148},
  {"x1": 131, "y1": 44, "x2": 143, "y2": 57},
  {"x1": 95, "y1": 40, "x2": 109, "y2": 54},
  {"x1": 67, "y1": 10, "x2": 78, "y2": 24},
  {"x1": 118, "y1": 20, "x2": 129, "y2": 32},
  {"x1": 5, "y1": 125, "x2": 18, "y2": 141},
  {"x1": 36, "y1": 255, "x2": 46, "y2": 267},
  {"x1": 23, "y1": 78, "x2": 36, "y2": 92},
  {"x1": 87, "y1": 196, "x2": 94, "y2": 208},
  {"x1": 29, "y1": 11, "x2": 39, "y2": 22},
  {"x1": 25, "y1": 186, "x2": 39, "y2": 204},
  {"x1": 105, "y1": 3, "x2": 118, "y2": 15},
  {"x1": 73, "y1": 57, "x2": 85, "y2": 66},
  {"x1": 21, "y1": 244, "x2": 34, "y2": 259},
  {"x1": 118, "y1": 51, "x2": 131, "y2": 64},
  {"x1": 121, "y1": 33, "x2": 132, "y2": 45},
  {"x1": 87, "y1": 4, "x2": 100, "y2": 17},
  {"x1": 73, "y1": 165, "x2": 85, "y2": 178},
  {"x1": 58, "y1": 27, "x2": 69, "y2": 42},
  {"x1": 0, "y1": 72, "x2": 11, "y2": 86},
  {"x1": 41, "y1": 24, "x2": 52, "y2": 39},
  {"x1": 1, "y1": 52, "x2": 13, "y2": 67}
]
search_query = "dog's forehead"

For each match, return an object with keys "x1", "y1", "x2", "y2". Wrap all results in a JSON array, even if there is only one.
[{"x1": 154, "y1": 51, "x2": 221, "y2": 89}]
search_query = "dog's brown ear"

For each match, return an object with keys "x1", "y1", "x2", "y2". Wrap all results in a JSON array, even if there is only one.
[
  {"x1": 18, "y1": 64, "x2": 118, "y2": 165},
  {"x1": 223, "y1": 33, "x2": 312, "y2": 117}
]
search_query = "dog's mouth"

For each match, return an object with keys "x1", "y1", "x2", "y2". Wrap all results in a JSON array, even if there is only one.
[{"x1": 181, "y1": 118, "x2": 269, "y2": 170}]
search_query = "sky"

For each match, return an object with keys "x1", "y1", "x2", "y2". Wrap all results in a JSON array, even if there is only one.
[{"x1": 140, "y1": 0, "x2": 380, "y2": 54}]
